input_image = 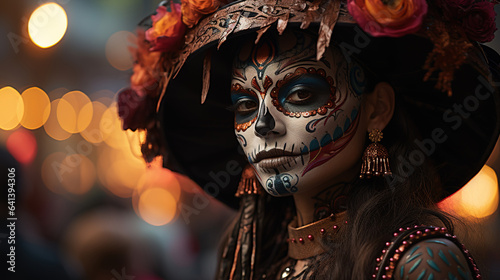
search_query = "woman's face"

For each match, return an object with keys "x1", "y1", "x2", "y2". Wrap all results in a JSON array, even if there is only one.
[{"x1": 231, "y1": 31, "x2": 367, "y2": 196}]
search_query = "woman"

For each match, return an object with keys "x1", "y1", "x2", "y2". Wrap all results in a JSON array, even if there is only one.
[{"x1": 118, "y1": 0, "x2": 500, "y2": 279}]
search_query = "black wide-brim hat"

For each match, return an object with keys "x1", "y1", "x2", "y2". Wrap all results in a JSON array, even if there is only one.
[{"x1": 155, "y1": 0, "x2": 500, "y2": 209}]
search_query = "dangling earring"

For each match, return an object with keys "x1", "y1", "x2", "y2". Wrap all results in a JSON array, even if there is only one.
[
  {"x1": 360, "y1": 129, "x2": 392, "y2": 178},
  {"x1": 235, "y1": 165, "x2": 262, "y2": 197},
  {"x1": 220, "y1": 165, "x2": 263, "y2": 280}
]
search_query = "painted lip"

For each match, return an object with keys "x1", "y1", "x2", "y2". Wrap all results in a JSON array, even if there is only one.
[
  {"x1": 253, "y1": 148, "x2": 301, "y2": 163},
  {"x1": 253, "y1": 148, "x2": 303, "y2": 169},
  {"x1": 258, "y1": 156, "x2": 301, "y2": 169}
]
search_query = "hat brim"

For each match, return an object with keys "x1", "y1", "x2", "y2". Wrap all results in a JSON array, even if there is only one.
[{"x1": 159, "y1": 10, "x2": 500, "y2": 209}]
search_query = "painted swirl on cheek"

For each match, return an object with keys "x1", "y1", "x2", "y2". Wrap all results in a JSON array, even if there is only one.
[
  {"x1": 265, "y1": 173, "x2": 299, "y2": 195},
  {"x1": 301, "y1": 107, "x2": 360, "y2": 176},
  {"x1": 306, "y1": 110, "x2": 342, "y2": 133},
  {"x1": 236, "y1": 134, "x2": 247, "y2": 147}
]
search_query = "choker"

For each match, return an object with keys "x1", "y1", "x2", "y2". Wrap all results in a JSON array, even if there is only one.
[{"x1": 287, "y1": 212, "x2": 347, "y2": 260}]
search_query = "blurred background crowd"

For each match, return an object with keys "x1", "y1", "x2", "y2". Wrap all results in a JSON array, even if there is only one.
[{"x1": 0, "y1": 1, "x2": 499, "y2": 279}]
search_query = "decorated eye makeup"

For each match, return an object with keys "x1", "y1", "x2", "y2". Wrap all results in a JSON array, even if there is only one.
[
  {"x1": 231, "y1": 84, "x2": 259, "y2": 132},
  {"x1": 234, "y1": 98, "x2": 258, "y2": 115},
  {"x1": 285, "y1": 90, "x2": 313, "y2": 105},
  {"x1": 271, "y1": 67, "x2": 336, "y2": 118},
  {"x1": 279, "y1": 77, "x2": 331, "y2": 112}
]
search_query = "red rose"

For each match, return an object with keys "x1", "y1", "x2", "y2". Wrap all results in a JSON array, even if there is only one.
[
  {"x1": 462, "y1": 1, "x2": 497, "y2": 42},
  {"x1": 117, "y1": 87, "x2": 157, "y2": 131}
]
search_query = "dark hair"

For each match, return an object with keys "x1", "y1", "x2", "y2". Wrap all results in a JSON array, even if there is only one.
[{"x1": 311, "y1": 93, "x2": 455, "y2": 279}]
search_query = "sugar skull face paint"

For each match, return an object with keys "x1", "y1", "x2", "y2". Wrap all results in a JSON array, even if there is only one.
[{"x1": 231, "y1": 30, "x2": 366, "y2": 196}]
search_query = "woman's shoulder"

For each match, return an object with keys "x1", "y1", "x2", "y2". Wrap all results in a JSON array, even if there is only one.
[
  {"x1": 394, "y1": 237, "x2": 474, "y2": 280},
  {"x1": 373, "y1": 226, "x2": 481, "y2": 280}
]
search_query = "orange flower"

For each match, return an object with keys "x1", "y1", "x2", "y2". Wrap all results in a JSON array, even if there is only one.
[
  {"x1": 146, "y1": 3, "x2": 186, "y2": 52},
  {"x1": 181, "y1": 0, "x2": 221, "y2": 28},
  {"x1": 131, "y1": 63, "x2": 158, "y2": 89},
  {"x1": 348, "y1": 0, "x2": 428, "y2": 37},
  {"x1": 130, "y1": 30, "x2": 161, "y2": 88}
]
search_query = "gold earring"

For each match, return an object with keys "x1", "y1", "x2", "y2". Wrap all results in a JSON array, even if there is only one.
[{"x1": 360, "y1": 129, "x2": 392, "y2": 178}]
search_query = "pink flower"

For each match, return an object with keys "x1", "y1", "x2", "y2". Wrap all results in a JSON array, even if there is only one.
[
  {"x1": 145, "y1": 3, "x2": 187, "y2": 52},
  {"x1": 117, "y1": 87, "x2": 157, "y2": 131},
  {"x1": 462, "y1": 1, "x2": 497, "y2": 42},
  {"x1": 347, "y1": 0, "x2": 428, "y2": 37}
]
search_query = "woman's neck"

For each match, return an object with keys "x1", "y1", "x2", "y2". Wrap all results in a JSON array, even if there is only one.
[{"x1": 293, "y1": 181, "x2": 351, "y2": 226}]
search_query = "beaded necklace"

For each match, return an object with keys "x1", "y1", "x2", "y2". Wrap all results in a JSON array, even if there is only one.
[{"x1": 287, "y1": 212, "x2": 347, "y2": 260}]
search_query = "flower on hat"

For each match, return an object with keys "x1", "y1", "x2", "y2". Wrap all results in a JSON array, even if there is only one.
[
  {"x1": 118, "y1": 29, "x2": 161, "y2": 131},
  {"x1": 347, "y1": 0, "x2": 428, "y2": 37},
  {"x1": 463, "y1": 1, "x2": 497, "y2": 42},
  {"x1": 181, "y1": 0, "x2": 221, "y2": 28},
  {"x1": 442, "y1": 0, "x2": 497, "y2": 43},
  {"x1": 146, "y1": 2, "x2": 186, "y2": 52},
  {"x1": 130, "y1": 30, "x2": 162, "y2": 86},
  {"x1": 117, "y1": 87, "x2": 157, "y2": 131}
]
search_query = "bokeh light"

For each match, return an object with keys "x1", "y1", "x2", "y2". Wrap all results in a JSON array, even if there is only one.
[
  {"x1": 80, "y1": 101, "x2": 107, "y2": 144},
  {"x1": 125, "y1": 129, "x2": 146, "y2": 159},
  {"x1": 6, "y1": 129, "x2": 37, "y2": 165},
  {"x1": 132, "y1": 167, "x2": 181, "y2": 223},
  {"x1": 97, "y1": 145, "x2": 146, "y2": 198},
  {"x1": 0, "y1": 87, "x2": 24, "y2": 131},
  {"x1": 28, "y1": 3, "x2": 68, "y2": 48},
  {"x1": 100, "y1": 103, "x2": 129, "y2": 149},
  {"x1": 137, "y1": 168, "x2": 181, "y2": 201},
  {"x1": 44, "y1": 99, "x2": 72, "y2": 141},
  {"x1": 439, "y1": 165, "x2": 499, "y2": 219},
  {"x1": 21, "y1": 87, "x2": 51, "y2": 129},
  {"x1": 96, "y1": 96, "x2": 114, "y2": 107},
  {"x1": 138, "y1": 188, "x2": 177, "y2": 226},
  {"x1": 60, "y1": 154, "x2": 96, "y2": 195},
  {"x1": 58, "y1": 91, "x2": 93, "y2": 134},
  {"x1": 106, "y1": 31, "x2": 135, "y2": 71}
]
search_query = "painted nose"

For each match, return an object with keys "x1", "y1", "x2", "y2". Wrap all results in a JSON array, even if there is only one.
[{"x1": 255, "y1": 103, "x2": 277, "y2": 137}]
